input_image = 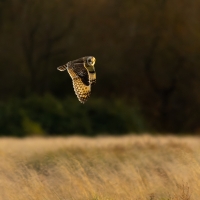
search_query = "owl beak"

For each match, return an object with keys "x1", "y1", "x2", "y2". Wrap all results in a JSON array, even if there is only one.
[{"x1": 92, "y1": 57, "x2": 96, "y2": 64}]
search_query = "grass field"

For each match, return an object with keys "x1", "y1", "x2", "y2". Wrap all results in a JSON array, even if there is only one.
[{"x1": 0, "y1": 135, "x2": 200, "y2": 200}]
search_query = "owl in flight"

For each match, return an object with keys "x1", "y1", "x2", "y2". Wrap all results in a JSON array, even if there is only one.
[{"x1": 57, "y1": 56, "x2": 96, "y2": 103}]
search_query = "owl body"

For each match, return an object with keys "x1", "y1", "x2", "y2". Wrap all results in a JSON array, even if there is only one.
[{"x1": 57, "y1": 56, "x2": 96, "y2": 103}]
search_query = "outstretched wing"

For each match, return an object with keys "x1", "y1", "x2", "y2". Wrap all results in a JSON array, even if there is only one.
[{"x1": 67, "y1": 63, "x2": 91, "y2": 103}]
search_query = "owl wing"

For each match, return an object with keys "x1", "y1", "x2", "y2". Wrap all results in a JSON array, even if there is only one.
[
  {"x1": 67, "y1": 63, "x2": 91, "y2": 103},
  {"x1": 88, "y1": 71, "x2": 96, "y2": 85}
]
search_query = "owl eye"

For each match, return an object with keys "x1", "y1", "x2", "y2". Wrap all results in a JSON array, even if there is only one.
[
  {"x1": 87, "y1": 59, "x2": 92, "y2": 64},
  {"x1": 87, "y1": 57, "x2": 95, "y2": 66}
]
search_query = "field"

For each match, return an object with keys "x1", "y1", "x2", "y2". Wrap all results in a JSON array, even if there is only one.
[{"x1": 0, "y1": 135, "x2": 200, "y2": 200}]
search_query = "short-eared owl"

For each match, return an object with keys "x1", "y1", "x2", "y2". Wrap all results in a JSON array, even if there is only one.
[{"x1": 57, "y1": 56, "x2": 96, "y2": 103}]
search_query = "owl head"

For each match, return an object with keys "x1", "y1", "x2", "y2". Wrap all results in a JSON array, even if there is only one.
[{"x1": 86, "y1": 56, "x2": 96, "y2": 66}]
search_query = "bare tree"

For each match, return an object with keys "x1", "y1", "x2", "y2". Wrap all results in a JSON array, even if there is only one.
[{"x1": 18, "y1": 0, "x2": 75, "y2": 94}]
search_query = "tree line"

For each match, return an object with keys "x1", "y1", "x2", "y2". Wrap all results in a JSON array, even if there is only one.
[{"x1": 0, "y1": 0, "x2": 200, "y2": 134}]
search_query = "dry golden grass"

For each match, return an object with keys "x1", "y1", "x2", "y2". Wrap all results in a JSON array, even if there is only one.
[{"x1": 0, "y1": 134, "x2": 200, "y2": 200}]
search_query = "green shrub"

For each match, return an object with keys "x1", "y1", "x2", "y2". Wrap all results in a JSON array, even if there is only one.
[
  {"x1": 22, "y1": 117, "x2": 46, "y2": 136},
  {"x1": 0, "y1": 95, "x2": 148, "y2": 136}
]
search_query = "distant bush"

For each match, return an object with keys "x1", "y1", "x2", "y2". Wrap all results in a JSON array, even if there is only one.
[{"x1": 0, "y1": 94, "x2": 148, "y2": 136}]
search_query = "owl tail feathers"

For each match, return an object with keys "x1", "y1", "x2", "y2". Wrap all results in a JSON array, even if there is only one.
[{"x1": 57, "y1": 65, "x2": 67, "y2": 71}]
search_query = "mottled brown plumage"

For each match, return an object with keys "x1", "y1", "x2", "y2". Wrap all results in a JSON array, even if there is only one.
[{"x1": 57, "y1": 56, "x2": 96, "y2": 103}]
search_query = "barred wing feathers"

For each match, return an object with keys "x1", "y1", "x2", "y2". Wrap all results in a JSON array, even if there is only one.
[
  {"x1": 57, "y1": 65, "x2": 67, "y2": 71},
  {"x1": 67, "y1": 63, "x2": 91, "y2": 103}
]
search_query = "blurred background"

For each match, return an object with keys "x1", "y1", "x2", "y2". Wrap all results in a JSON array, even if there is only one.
[{"x1": 0, "y1": 0, "x2": 200, "y2": 136}]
